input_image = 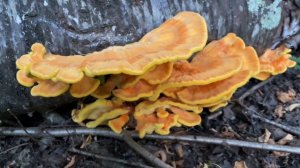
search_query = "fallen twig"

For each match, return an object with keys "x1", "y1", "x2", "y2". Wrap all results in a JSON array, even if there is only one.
[
  {"x1": 69, "y1": 147, "x2": 153, "y2": 168},
  {"x1": 122, "y1": 131, "x2": 172, "y2": 168},
  {"x1": 238, "y1": 76, "x2": 275, "y2": 103},
  {"x1": 251, "y1": 113, "x2": 300, "y2": 136},
  {"x1": 238, "y1": 102, "x2": 300, "y2": 137},
  {"x1": 0, "y1": 142, "x2": 29, "y2": 155},
  {"x1": 1, "y1": 127, "x2": 300, "y2": 154}
]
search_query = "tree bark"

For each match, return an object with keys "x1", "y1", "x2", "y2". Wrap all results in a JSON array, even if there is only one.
[{"x1": 0, "y1": 0, "x2": 293, "y2": 118}]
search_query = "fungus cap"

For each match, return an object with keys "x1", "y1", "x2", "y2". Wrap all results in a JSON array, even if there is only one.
[
  {"x1": 177, "y1": 70, "x2": 251, "y2": 105},
  {"x1": 135, "y1": 98, "x2": 202, "y2": 117},
  {"x1": 31, "y1": 80, "x2": 69, "y2": 97},
  {"x1": 113, "y1": 80, "x2": 156, "y2": 101},
  {"x1": 16, "y1": 70, "x2": 36, "y2": 87},
  {"x1": 70, "y1": 76, "x2": 100, "y2": 98},
  {"x1": 108, "y1": 114, "x2": 130, "y2": 134},
  {"x1": 23, "y1": 12, "x2": 207, "y2": 83}
]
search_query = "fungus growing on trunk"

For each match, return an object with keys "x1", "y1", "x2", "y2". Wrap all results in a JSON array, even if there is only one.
[
  {"x1": 254, "y1": 46, "x2": 296, "y2": 80},
  {"x1": 16, "y1": 70, "x2": 36, "y2": 87},
  {"x1": 177, "y1": 70, "x2": 251, "y2": 105},
  {"x1": 72, "y1": 99, "x2": 132, "y2": 131},
  {"x1": 70, "y1": 76, "x2": 100, "y2": 98},
  {"x1": 113, "y1": 80, "x2": 157, "y2": 101},
  {"x1": 31, "y1": 80, "x2": 69, "y2": 97},
  {"x1": 16, "y1": 12, "x2": 208, "y2": 84}
]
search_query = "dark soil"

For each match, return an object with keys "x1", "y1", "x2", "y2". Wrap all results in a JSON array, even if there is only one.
[{"x1": 1, "y1": 69, "x2": 300, "y2": 168}]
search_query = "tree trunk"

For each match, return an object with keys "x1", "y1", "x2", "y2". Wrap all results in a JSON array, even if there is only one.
[{"x1": 0, "y1": 0, "x2": 293, "y2": 118}]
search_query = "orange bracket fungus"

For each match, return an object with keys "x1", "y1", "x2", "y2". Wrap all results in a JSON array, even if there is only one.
[
  {"x1": 108, "y1": 114, "x2": 130, "y2": 134},
  {"x1": 135, "y1": 98, "x2": 202, "y2": 117},
  {"x1": 16, "y1": 70, "x2": 36, "y2": 87},
  {"x1": 176, "y1": 70, "x2": 251, "y2": 105},
  {"x1": 254, "y1": 46, "x2": 296, "y2": 80},
  {"x1": 91, "y1": 77, "x2": 116, "y2": 99},
  {"x1": 72, "y1": 99, "x2": 132, "y2": 130},
  {"x1": 70, "y1": 76, "x2": 100, "y2": 98},
  {"x1": 31, "y1": 80, "x2": 69, "y2": 97},
  {"x1": 120, "y1": 62, "x2": 174, "y2": 88},
  {"x1": 15, "y1": 11, "x2": 297, "y2": 138},
  {"x1": 134, "y1": 98, "x2": 202, "y2": 137},
  {"x1": 16, "y1": 11, "x2": 208, "y2": 84},
  {"x1": 113, "y1": 80, "x2": 157, "y2": 101},
  {"x1": 135, "y1": 113, "x2": 179, "y2": 138}
]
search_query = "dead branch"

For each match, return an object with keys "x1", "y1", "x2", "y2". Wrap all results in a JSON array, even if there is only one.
[
  {"x1": 238, "y1": 76, "x2": 275, "y2": 103},
  {"x1": 0, "y1": 143, "x2": 29, "y2": 155},
  {"x1": 1, "y1": 127, "x2": 300, "y2": 155},
  {"x1": 69, "y1": 147, "x2": 153, "y2": 168},
  {"x1": 251, "y1": 113, "x2": 300, "y2": 136},
  {"x1": 122, "y1": 131, "x2": 173, "y2": 168}
]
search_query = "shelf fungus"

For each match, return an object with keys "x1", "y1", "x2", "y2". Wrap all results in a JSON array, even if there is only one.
[
  {"x1": 254, "y1": 46, "x2": 296, "y2": 80},
  {"x1": 16, "y1": 11, "x2": 207, "y2": 85},
  {"x1": 149, "y1": 56, "x2": 243, "y2": 101},
  {"x1": 72, "y1": 99, "x2": 132, "y2": 130},
  {"x1": 135, "y1": 98, "x2": 202, "y2": 117},
  {"x1": 119, "y1": 62, "x2": 174, "y2": 88},
  {"x1": 15, "y1": 11, "x2": 298, "y2": 137},
  {"x1": 113, "y1": 80, "x2": 157, "y2": 101},
  {"x1": 177, "y1": 70, "x2": 251, "y2": 105},
  {"x1": 16, "y1": 70, "x2": 36, "y2": 87},
  {"x1": 134, "y1": 98, "x2": 202, "y2": 137},
  {"x1": 70, "y1": 76, "x2": 100, "y2": 98},
  {"x1": 31, "y1": 80, "x2": 70, "y2": 97},
  {"x1": 108, "y1": 114, "x2": 130, "y2": 134},
  {"x1": 91, "y1": 78, "x2": 115, "y2": 99}
]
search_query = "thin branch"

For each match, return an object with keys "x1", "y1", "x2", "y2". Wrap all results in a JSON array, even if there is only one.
[
  {"x1": 1, "y1": 127, "x2": 300, "y2": 155},
  {"x1": 0, "y1": 143, "x2": 29, "y2": 155},
  {"x1": 69, "y1": 147, "x2": 153, "y2": 168},
  {"x1": 238, "y1": 76, "x2": 275, "y2": 103},
  {"x1": 251, "y1": 113, "x2": 300, "y2": 136},
  {"x1": 238, "y1": 102, "x2": 300, "y2": 136},
  {"x1": 7, "y1": 109, "x2": 38, "y2": 142},
  {"x1": 122, "y1": 131, "x2": 173, "y2": 168}
]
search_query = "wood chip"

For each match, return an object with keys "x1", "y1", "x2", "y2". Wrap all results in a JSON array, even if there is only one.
[
  {"x1": 234, "y1": 161, "x2": 248, "y2": 168},
  {"x1": 274, "y1": 105, "x2": 285, "y2": 118},
  {"x1": 277, "y1": 134, "x2": 294, "y2": 145},
  {"x1": 174, "y1": 144, "x2": 184, "y2": 158},
  {"x1": 155, "y1": 150, "x2": 167, "y2": 162},
  {"x1": 258, "y1": 129, "x2": 271, "y2": 143},
  {"x1": 273, "y1": 151, "x2": 290, "y2": 156},
  {"x1": 276, "y1": 89, "x2": 296, "y2": 103}
]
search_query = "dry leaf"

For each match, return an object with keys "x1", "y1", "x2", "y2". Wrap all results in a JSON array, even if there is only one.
[
  {"x1": 221, "y1": 127, "x2": 235, "y2": 138},
  {"x1": 277, "y1": 134, "x2": 294, "y2": 145},
  {"x1": 234, "y1": 161, "x2": 248, "y2": 168},
  {"x1": 267, "y1": 139, "x2": 276, "y2": 145},
  {"x1": 164, "y1": 144, "x2": 175, "y2": 155},
  {"x1": 273, "y1": 151, "x2": 290, "y2": 157},
  {"x1": 287, "y1": 103, "x2": 300, "y2": 111},
  {"x1": 276, "y1": 89, "x2": 296, "y2": 103},
  {"x1": 155, "y1": 150, "x2": 167, "y2": 162},
  {"x1": 258, "y1": 129, "x2": 272, "y2": 143},
  {"x1": 274, "y1": 105, "x2": 285, "y2": 118},
  {"x1": 174, "y1": 144, "x2": 184, "y2": 158}
]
